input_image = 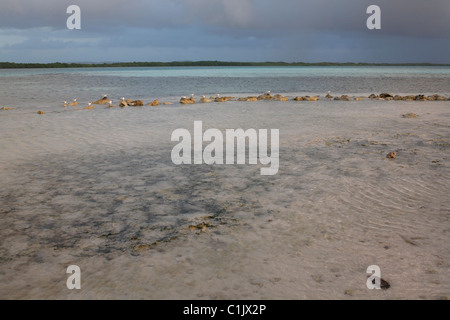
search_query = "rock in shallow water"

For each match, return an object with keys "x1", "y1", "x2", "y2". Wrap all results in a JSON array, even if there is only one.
[
  {"x1": 380, "y1": 93, "x2": 393, "y2": 99},
  {"x1": 238, "y1": 97, "x2": 258, "y2": 102},
  {"x1": 147, "y1": 99, "x2": 159, "y2": 106},
  {"x1": 214, "y1": 97, "x2": 227, "y2": 103},
  {"x1": 92, "y1": 97, "x2": 110, "y2": 105},
  {"x1": 427, "y1": 94, "x2": 446, "y2": 101},
  {"x1": 414, "y1": 95, "x2": 426, "y2": 101},
  {"x1": 180, "y1": 97, "x2": 196, "y2": 104},
  {"x1": 273, "y1": 94, "x2": 289, "y2": 101},
  {"x1": 257, "y1": 93, "x2": 273, "y2": 100},
  {"x1": 386, "y1": 151, "x2": 397, "y2": 159},
  {"x1": 402, "y1": 113, "x2": 419, "y2": 118},
  {"x1": 129, "y1": 100, "x2": 144, "y2": 106},
  {"x1": 199, "y1": 97, "x2": 212, "y2": 103}
]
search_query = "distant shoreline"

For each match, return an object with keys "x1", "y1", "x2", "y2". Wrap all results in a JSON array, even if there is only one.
[{"x1": 1, "y1": 61, "x2": 450, "y2": 69}]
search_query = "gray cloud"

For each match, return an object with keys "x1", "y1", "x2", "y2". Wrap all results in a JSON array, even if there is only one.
[
  {"x1": 0, "y1": 0, "x2": 449, "y2": 63},
  {"x1": 1, "y1": 0, "x2": 449, "y2": 36}
]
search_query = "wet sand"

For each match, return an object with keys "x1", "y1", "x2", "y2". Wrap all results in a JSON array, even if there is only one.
[{"x1": 0, "y1": 98, "x2": 449, "y2": 299}]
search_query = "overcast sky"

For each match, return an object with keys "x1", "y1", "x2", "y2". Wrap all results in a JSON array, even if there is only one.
[{"x1": 0, "y1": 0, "x2": 449, "y2": 63}]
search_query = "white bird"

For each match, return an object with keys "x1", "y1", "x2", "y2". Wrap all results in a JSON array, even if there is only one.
[
  {"x1": 182, "y1": 96, "x2": 187, "y2": 99},
  {"x1": 67, "y1": 99, "x2": 79, "y2": 106},
  {"x1": 121, "y1": 97, "x2": 125, "y2": 101},
  {"x1": 190, "y1": 93, "x2": 194, "y2": 97},
  {"x1": 103, "y1": 94, "x2": 108, "y2": 98},
  {"x1": 266, "y1": 90, "x2": 271, "y2": 94},
  {"x1": 216, "y1": 94, "x2": 220, "y2": 97}
]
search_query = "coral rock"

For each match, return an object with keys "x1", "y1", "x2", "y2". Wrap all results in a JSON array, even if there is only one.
[
  {"x1": 92, "y1": 97, "x2": 110, "y2": 105},
  {"x1": 214, "y1": 97, "x2": 228, "y2": 103},
  {"x1": 273, "y1": 94, "x2": 289, "y2": 101},
  {"x1": 427, "y1": 94, "x2": 445, "y2": 101},
  {"x1": 180, "y1": 97, "x2": 196, "y2": 104},
  {"x1": 129, "y1": 100, "x2": 144, "y2": 106},
  {"x1": 199, "y1": 97, "x2": 212, "y2": 103},
  {"x1": 414, "y1": 95, "x2": 426, "y2": 101},
  {"x1": 386, "y1": 152, "x2": 396, "y2": 159},
  {"x1": 147, "y1": 99, "x2": 159, "y2": 106},
  {"x1": 257, "y1": 94, "x2": 272, "y2": 100},
  {"x1": 402, "y1": 113, "x2": 418, "y2": 118}
]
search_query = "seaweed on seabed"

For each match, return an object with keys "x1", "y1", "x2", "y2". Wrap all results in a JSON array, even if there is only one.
[{"x1": 132, "y1": 235, "x2": 179, "y2": 253}]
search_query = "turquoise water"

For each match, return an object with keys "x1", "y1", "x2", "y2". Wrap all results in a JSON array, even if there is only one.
[
  {"x1": 1, "y1": 66, "x2": 449, "y2": 110},
  {"x1": 1, "y1": 65, "x2": 450, "y2": 78}
]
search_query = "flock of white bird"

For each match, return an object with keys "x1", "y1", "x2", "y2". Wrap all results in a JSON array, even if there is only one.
[{"x1": 62, "y1": 92, "x2": 273, "y2": 108}]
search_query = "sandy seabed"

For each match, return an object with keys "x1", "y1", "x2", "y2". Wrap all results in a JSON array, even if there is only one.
[{"x1": 0, "y1": 98, "x2": 449, "y2": 299}]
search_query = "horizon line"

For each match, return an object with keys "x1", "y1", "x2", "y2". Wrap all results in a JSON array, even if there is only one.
[{"x1": 1, "y1": 61, "x2": 450, "y2": 69}]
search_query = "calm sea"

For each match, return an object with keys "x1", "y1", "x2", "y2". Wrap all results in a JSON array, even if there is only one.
[{"x1": 1, "y1": 66, "x2": 449, "y2": 109}]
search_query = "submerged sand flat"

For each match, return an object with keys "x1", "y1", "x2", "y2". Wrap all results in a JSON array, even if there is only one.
[{"x1": 0, "y1": 99, "x2": 449, "y2": 299}]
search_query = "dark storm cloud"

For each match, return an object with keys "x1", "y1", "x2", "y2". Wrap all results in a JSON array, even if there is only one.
[
  {"x1": 1, "y1": 0, "x2": 449, "y2": 36},
  {"x1": 0, "y1": 0, "x2": 449, "y2": 63},
  {"x1": 0, "y1": 0, "x2": 189, "y2": 30}
]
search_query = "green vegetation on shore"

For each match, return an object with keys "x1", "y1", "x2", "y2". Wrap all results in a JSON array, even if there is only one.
[{"x1": 0, "y1": 61, "x2": 449, "y2": 69}]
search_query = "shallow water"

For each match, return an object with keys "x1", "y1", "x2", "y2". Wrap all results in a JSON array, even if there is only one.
[
  {"x1": 0, "y1": 67, "x2": 449, "y2": 299},
  {"x1": 1, "y1": 66, "x2": 450, "y2": 110}
]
